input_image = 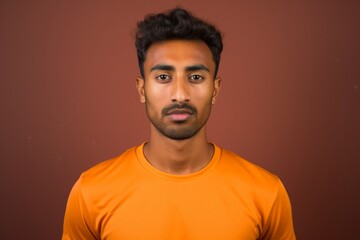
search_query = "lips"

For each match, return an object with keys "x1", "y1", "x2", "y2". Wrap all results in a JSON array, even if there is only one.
[
  {"x1": 166, "y1": 109, "x2": 193, "y2": 121},
  {"x1": 162, "y1": 103, "x2": 196, "y2": 122}
]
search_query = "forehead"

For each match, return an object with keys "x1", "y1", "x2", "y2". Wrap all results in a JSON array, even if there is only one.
[{"x1": 144, "y1": 40, "x2": 215, "y2": 71}]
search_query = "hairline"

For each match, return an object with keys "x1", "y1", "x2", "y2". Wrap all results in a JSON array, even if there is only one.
[{"x1": 142, "y1": 39, "x2": 219, "y2": 79}]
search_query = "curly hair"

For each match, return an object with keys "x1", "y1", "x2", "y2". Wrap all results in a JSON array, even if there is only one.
[{"x1": 135, "y1": 8, "x2": 223, "y2": 78}]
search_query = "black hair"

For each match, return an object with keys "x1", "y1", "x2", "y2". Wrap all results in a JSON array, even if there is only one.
[{"x1": 135, "y1": 7, "x2": 223, "y2": 78}]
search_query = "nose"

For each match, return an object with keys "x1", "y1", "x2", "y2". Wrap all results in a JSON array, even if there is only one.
[{"x1": 171, "y1": 78, "x2": 190, "y2": 103}]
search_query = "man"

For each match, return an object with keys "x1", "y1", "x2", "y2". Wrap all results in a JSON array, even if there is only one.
[{"x1": 62, "y1": 8, "x2": 296, "y2": 240}]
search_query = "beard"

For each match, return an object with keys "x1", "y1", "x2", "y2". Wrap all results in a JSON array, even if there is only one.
[
  {"x1": 151, "y1": 122, "x2": 202, "y2": 140},
  {"x1": 145, "y1": 100, "x2": 212, "y2": 140}
]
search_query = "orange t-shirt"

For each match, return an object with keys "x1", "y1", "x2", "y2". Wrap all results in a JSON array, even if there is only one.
[{"x1": 62, "y1": 144, "x2": 296, "y2": 240}]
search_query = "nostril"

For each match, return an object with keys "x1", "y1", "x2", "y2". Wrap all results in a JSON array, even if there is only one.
[{"x1": 170, "y1": 79, "x2": 191, "y2": 102}]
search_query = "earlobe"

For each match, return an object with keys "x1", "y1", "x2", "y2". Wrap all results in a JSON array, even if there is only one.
[{"x1": 136, "y1": 77, "x2": 146, "y2": 103}]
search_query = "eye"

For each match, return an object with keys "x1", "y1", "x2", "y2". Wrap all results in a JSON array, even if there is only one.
[
  {"x1": 189, "y1": 74, "x2": 204, "y2": 82},
  {"x1": 156, "y1": 74, "x2": 171, "y2": 82}
]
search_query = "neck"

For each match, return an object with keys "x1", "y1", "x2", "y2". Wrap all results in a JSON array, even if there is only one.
[{"x1": 143, "y1": 126, "x2": 214, "y2": 175}]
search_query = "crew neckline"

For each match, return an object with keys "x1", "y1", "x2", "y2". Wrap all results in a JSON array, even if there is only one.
[{"x1": 135, "y1": 142, "x2": 221, "y2": 181}]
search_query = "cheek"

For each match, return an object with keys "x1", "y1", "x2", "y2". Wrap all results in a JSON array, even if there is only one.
[
  {"x1": 145, "y1": 85, "x2": 169, "y2": 113},
  {"x1": 145, "y1": 83, "x2": 167, "y2": 101},
  {"x1": 191, "y1": 86, "x2": 214, "y2": 104}
]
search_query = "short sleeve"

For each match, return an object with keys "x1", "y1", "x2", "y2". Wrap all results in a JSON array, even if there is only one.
[
  {"x1": 62, "y1": 177, "x2": 98, "y2": 240},
  {"x1": 260, "y1": 179, "x2": 296, "y2": 240}
]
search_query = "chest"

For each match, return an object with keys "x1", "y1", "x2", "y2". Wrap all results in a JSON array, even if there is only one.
[{"x1": 94, "y1": 180, "x2": 263, "y2": 240}]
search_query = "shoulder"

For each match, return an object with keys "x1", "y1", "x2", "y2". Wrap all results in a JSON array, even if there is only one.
[
  {"x1": 216, "y1": 146, "x2": 293, "y2": 226},
  {"x1": 78, "y1": 146, "x2": 139, "y2": 190},
  {"x1": 217, "y1": 147, "x2": 283, "y2": 194}
]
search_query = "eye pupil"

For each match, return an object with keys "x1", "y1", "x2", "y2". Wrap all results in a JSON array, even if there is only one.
[
  {"x1": 191, "y1": 75, "x2": 202, "y2": 81},
  {"x1": 159, "y1": 75, "x2": 168, "y2": 80}
]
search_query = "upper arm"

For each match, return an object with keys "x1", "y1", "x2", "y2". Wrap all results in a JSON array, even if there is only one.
[
  {"x1": 259, "y1": 179, "x2": 296, "y2": 240},
  {"x1": 62, "y1": 178, "x2": 98, "y2": 240}
]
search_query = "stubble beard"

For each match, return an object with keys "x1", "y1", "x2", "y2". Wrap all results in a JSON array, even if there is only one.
[{"x1": 145, "y1": 100, "x2": 212, "y2": 141}]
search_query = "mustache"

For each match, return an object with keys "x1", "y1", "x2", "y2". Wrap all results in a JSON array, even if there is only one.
[{"x1": 162, "y1": 103, "x2": 197, "y2": 115}]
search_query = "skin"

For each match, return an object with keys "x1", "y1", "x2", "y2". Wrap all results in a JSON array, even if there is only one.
[{"x1": 136, "y1": 40, "x2": 221, "y2": 175}]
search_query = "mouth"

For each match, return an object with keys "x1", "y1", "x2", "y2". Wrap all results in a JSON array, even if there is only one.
[{"x1": 166, "y1": 109, "x2": 193, "y2": 121}]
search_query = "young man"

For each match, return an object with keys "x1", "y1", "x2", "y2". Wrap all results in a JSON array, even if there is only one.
[{"x1": 62, "y1": 8, "x2": 296, "y2": 240}]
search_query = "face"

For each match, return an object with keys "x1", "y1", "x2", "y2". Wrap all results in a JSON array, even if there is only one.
[{"x1": 136, "y1": 40, "x2": 221, "y2": 140}]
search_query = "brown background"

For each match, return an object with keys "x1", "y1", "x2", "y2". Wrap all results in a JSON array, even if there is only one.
[{"x1": 1, "y1": 0, "x2": 359, "y2": 239}]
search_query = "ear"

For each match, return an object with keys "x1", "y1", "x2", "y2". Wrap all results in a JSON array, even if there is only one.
[
  {"x1": 212, "y1": 77, "x2": 221, "y2": 104},
  {"x1": 136, "y1": 77, "x2": 146, "y2": 103}
]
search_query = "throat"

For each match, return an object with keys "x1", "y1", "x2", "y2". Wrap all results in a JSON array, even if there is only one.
[{"x1": 143, "y1": 140, "x2": 214, "y2": 175}]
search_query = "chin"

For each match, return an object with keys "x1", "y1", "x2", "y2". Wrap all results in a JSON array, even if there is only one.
[{"x1": 160, "y1": 126, "x2": 201, "y2": 140}]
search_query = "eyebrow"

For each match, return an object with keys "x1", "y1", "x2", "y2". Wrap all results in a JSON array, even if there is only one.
[
  {"x1": 150, "y1": 64, "x2": 210, "y2": 73},
  {"x1": 185, "y1": 64, "x2": 210, "y2": 72},
  {"x1": 150, "y1": 64, "x2": 175, "y2": 72}
]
